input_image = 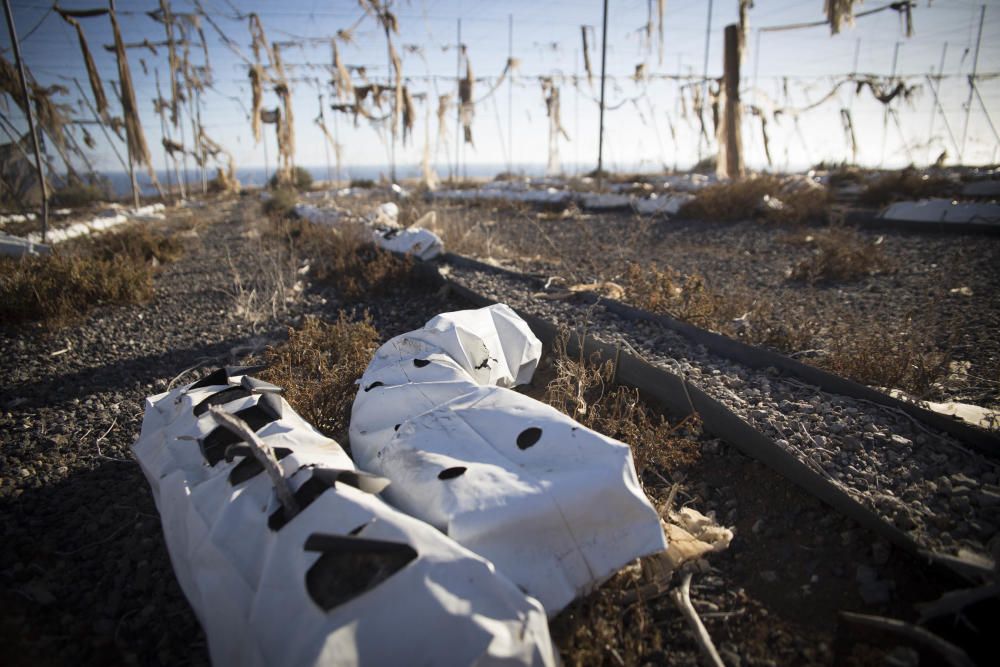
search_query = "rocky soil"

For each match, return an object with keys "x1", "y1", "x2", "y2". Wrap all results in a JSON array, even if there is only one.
[{"x1": 0, "y1": 194, "x2": 988, "y2": 666}]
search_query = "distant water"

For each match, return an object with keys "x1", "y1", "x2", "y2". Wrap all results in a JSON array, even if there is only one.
[{"x1": 105, "y1": 163, "x2": 577, "y2": 198}]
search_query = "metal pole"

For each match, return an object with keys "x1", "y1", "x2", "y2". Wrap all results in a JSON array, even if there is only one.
[
  {"x1": 879, "y1": 41, "x2": 900, "y2": 167},
  {"x1": 596, "y1": 0, "x2": 609, "y2": 188},
  {"x1": 319, "y1": 92, "x2": 332, "y2": 186},
  {"x1": 454, "y1": 18, "x2": 461, "y2": 182},
  {"x1": 697, "y1": 0, "x2": 714, "y2": 162},
  {"x1": 960, "y1": 4, "x2": 985, "y2": 163},
  {"x1": 71, "y1": 77, "x2": 129, "y2": 174},
  {"x1": 927, "y1": 42, "x2": 948, "y2": 164},
  {"x1": 507, "y1": 13, "x2": 513, "y2": 176},
  {"x1": 385, "y1": 22, "x2": 396, "y2": 184},
  {"x1": 263, "y1": 121, "x2": 270, "y2": 186},
  {"x1": 3, "y1": 0, "x2": 49, "y2": 242},
  {"x1": 154, "y1": 69, "x2": 174, "y2": 200}
]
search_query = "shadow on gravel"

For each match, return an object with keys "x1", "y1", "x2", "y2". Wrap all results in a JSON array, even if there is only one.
[
  {"x1": 0, "y1": 459, "x2": 208, "y2": 667},
  {"x1": 5, "y1": 330, "x2": 290, "y2": 409}
]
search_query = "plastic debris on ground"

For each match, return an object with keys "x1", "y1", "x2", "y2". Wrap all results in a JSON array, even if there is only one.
[
  {"x1": 132, "y1": 366, "x2": 557, "y2": 667},
  {"x1": 293, "y1": 203, "x2": 344, "y2": 227},
  {"x1": 350, "y1": 303, "x2": 668, "y2": 615},
  {"x1": 0, "y1": 231, "x2": 50, "y2": 257},
  {"x1": 372, "y1": 226, "x2": 443, "y2": 261},
  {"x1": 22, "y1": 204, "x2": 167, "y2": 245},
  {"x1": 880, "y1": 198, "x2": 1000, "y2": 225}
]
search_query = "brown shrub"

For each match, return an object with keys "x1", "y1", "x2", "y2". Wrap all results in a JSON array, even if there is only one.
[
  {"x1": 788, "y1": 228, "x2": 888, "y2": 284},
  {"x1": 817, "y1": 329, "x2": 951, "y2": 398},
  {"x1": 858, "y1": 169, "x2": 954, "y2": 207},
  {"x1": 0, "y1": 252, "x2": 153, "y2": 326},
  {"x1": 543, "y1": 333, "x2": 701, "y2": 477},
  {"x1": 262, "y1": 188, "x2": 298, "y2": 219},
  {"x1": 679, "y1": 175, "x2": 829, "y2": 224},
  {"x1": 269, "y1": 216, "x2": 421, "y2": 302},
  {"x1": 622, "y1": 262, "x2": 744, "y2": 330},
  {"x1": 259, "y1": 313, "x2": 380, "y2": 443},
  {"x1": 76, "y1": 226, "x2": 186, "y2": 265}
]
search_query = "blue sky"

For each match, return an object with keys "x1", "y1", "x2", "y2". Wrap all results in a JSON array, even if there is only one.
[{"x1": 3, "y1": 0, "x2": 1000, "y2": 177}]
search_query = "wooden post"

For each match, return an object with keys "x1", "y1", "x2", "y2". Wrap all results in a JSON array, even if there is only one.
[
  {"x1": 717, "y1": 24, "x2": 744, "y2": 180},
  {"x1": 3, "y1": 0, "x2": 49, "y2": 242},
  {"x1": 596, "y1": 0, "x2": 608, "y2": 189}
]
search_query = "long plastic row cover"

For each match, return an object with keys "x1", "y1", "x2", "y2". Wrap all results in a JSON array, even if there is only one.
[
  {"x1": 132, "y1": 368, "x2": 557, "y2": 667},
  {"x1": 350, "y1": 304, "x2": 668, "y2": 615}
]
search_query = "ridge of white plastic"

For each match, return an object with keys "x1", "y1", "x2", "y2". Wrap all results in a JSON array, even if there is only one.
[
  {"x1": 350, "y1": 304, "x2": 668, "y2": 615},
  {"x1": 133, "y1": 372, "x2": 557, "y2": 667}
]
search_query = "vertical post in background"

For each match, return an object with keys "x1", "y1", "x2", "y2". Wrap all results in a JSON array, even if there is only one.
[
  {"x1": 154, "y1": 69, "x2": 175, "y2": 200},
  {"x1": 927, "y1": 42, "x2": 948, "y2": 164},
  {"x1": 319, "y1": 92, "x2": 332, "y2": 185},
  {"x1": 719, "y1": 24, "x2": 743, "y2": 179},
  {"x1": 2, "y1": 0, "x2": 48, "y2": 241},
  {"x1": 879, "y1": 41, "x2": 900, "y2": 167},
  {"x1": 507, "y1": 13, "x2": 513, "y2": 176},
  {"x1": 960, "y1": 4, "x2": 985, "y2": 163},
  {"x1": 197, "y1": 89, "x2": 206, "y2": 194},
  {"x1": 697, "y1": 0, "x2": 714, "y2": 162},
  {"x1": 262, "y1": 115, "x2": 270, "y2": 187},
  {"x1": 596, "y1": 0, "x2": 609, "y2": 189},
  {"x1": 385, "y1": 21, "x2": 396, "y2": 184},
  {"x1": 454, "y1": 18, "x2": 461, "y2": 182}
]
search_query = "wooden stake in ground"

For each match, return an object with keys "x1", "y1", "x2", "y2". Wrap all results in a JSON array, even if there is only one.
[
  {"x1": 716, "y1": 24, "x2": 744, "y2": 179},
  {"x1": 2, "y1": 0, "x2": 48, "y2": 242}
]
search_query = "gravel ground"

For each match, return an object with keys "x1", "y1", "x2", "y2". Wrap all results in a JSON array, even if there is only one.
[
  {"x1": 0, "y1": 198, "x2": 467, "y2": 666},
  {"x1": 0, "y1": 195, "x2": 984, "y2": 666},
  {"x1": 444, "y1": 261, "x2": 1000, "y2": 565}
]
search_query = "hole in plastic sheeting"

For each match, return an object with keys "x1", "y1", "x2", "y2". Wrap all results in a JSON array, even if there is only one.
[
  {"x1": 268, "y1": 471, "x2": 333, "y2": 530},
  {"x1": 517, "y1": 427, "x2": 543, "y2": 450},
  {"x1": 348, "y1": 522, "x2": 370, "y2": 535},
  {"x1": 393, "y1": 424, "x2": 400, "y2": 431},
  {"x1": 229, "y1": 447, "x2": 292, "y2": 486},
  {"x1": 189, "y1": 367, "x2": 228, "y2": 390},
  {"x1": 383, "y1": 229, "x2": 401, "y2": 240},
  {"x1": 305, "y1": 534, "x2": 417, "y2": 611},
  {"x1": 475, "y1": 357, "x2": 491, "y2": 370},
  {"x1": 364, "y1": 381, "x2": 384, "y2": 392},
  {"x1": 438, "y1": 466, "x2": 467, "y2": 480},
  {"x1": 193, "y1": 386, "x2": 252, "y2": 416},
  {"x1": 200, "y1": 403, "x2": 282, "y2": 465},
  {"x1": 412, "y1": 358, "x2": 430, "y2": 368}
]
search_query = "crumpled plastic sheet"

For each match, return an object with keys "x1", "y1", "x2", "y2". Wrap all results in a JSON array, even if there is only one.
[
  {"x1": 881, "y1": 198, "x2": 1000, "y2": 225},
  {"x1": 351, "y1": 304, "x2": 668, "y2": 615},
  {"x1": 372, "y1": 226, "x2": 443, "y2": 261},
  {"x1": 133, "y1": 367, "x2": 557, "y2": 667}
]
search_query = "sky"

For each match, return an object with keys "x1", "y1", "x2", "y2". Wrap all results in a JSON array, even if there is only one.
[{"x1": 2, "y1": 0, "x2": 1000, "y2": 179}]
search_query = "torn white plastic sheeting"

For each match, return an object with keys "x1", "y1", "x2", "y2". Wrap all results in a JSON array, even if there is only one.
[
  {"x1": 133, "y1": 367, "x2": 557, "y2": 667},
  {"x1": 880, "y1": 198, "x2": 1000, "y2": 225},
  {"x1": 430, "y1": 187, "x2": 572, "y2": 206},
  {"x1": 372, "y1": 227, "x2": 443, "y2": 261},
  {"x1": 0, "y1": 231, "x2": 49, "y2": 257},
  {"x1": 580, "y1": 193, "x2": 631, "y2": 210},
  {"x1": 294, "y1": 203, "x2": 344, "y2": 227},
  {"x1": 373, "y1": 201, "x2": 400, "y2": 228},
  {"x1": 0, "y1": 212, "x2": 36, "y2": 225},
  {"x1": 962, "y1": 180, "x2": 1000, "y2": 197},
  {"x1": 351, "y1": 304, "x2": 667, "y2": 615},
  {"x1": 23, "y1": 204, "x2": 168, "y2": 245},
  {"x1": 129, "y1": 202, "x2": 167, "y2": 221},
  {"x1": 634, "y1": 193, "x2": 694, "y2": 216}
]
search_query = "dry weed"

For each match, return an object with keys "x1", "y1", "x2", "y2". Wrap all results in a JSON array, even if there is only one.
[
  {"x1": 0, "y1": 252, "x2": 153, "y2": 326},
  {"x1": 622, "y1": 262, "x2": 744, "y2": 330},
  {"x1": 259, "y1": 313, "x2": 380, "y2": 443},
  {"x1": 858, "y1": 169, "x2": 955, "y2": 208},
  {"x1": 679, "y1": 175, "x2": 829, "y2": 224},
  {"x1": 788, "y1": 228, "x2": 888, "y2": 284},
  {"x1": 75, "y1": 226, "x2": 186, "y2": 265}
]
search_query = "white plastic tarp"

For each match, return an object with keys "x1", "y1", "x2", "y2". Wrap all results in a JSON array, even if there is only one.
[
  {"x1": 133, "y1": 367, "x2": 557, "y2": 667},
  {"x1": 351, "y1": 304, "x2": 667, "y2": 615},
  {"x1": 372, "y1": 227, "x2": 443, "y2": 261},
  {"x1": 881, "y1": 198, "x2": 1000, "y2": 225},
  {"x1": 0, "y1": 231, "x2": 49, "y2": 257}
]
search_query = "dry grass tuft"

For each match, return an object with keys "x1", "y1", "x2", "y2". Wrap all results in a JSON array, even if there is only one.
[
  {"x1": 259, "y1": 313, "x2": 380, "y2": 443},
  {"x1": 788, "y1": 228, "x2": 888, "y2": 284},
  {"x1": 679, "y1": 175, "x2": 829, "y2": 224},
  {"x1": 76, "y1": 226, "x2": 186, "y2": 265},
  {"x1": 819, "y1": 329, "x2": 951, "y2": 399},
  {"x1": 543, "y1": 332, "x2": 701, "y2": 477},
  {"x1": 262, "y1": 188, "x2": 298, "y2": 219},
  {"x1": 0, "y1": 253, "x2": 153, "y2": 326},
  {"x1": 268, "y1": 216, "x2": 422, "y2": 301},
  {"x1": 858, "y1": 169, "x2": 954, "y2": 208},
  {"x1": 622, "y1": 262, "x2": 744, "y2": 330}
]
